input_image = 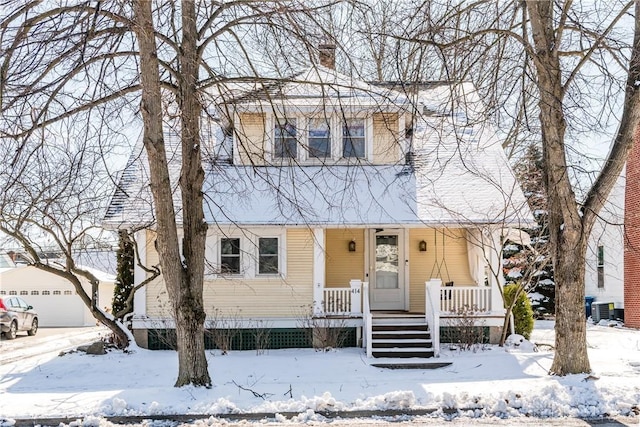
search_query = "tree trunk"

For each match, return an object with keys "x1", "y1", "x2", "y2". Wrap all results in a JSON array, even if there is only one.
[
  {"x1": 527, "y1": 1, "x2": 591, "y2": 374},
  {"x1": 174, "y1": 0, "x2": 210, "y2": 387},
  {"x1": 132, "y1": 0, "x2": 211, "y2": 387},
  {"x1": 551, "y1": 237, "x2": 590, "y2": 374}
]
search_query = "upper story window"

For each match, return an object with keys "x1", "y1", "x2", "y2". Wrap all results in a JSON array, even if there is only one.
[
  {"x1": 220, "y1": 237, "x2": 241, "y2": 274},
  {"x1": 308, "y1": 118, "x2": 331, "y2": 159},
  {"x1": 342, "y1": 118, "x2": 366, "y2": 158},
  {"x1": 258, "y1": 237, "x2": 279, "y2": 274},
  {"x1": 270, "y1": 115, "x2": 371, "y2": 162},
  {"x1": 274, "y1": 119, "x2": 297, "y2": 159}
]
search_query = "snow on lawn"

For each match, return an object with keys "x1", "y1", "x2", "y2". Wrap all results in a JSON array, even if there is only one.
[{"x1": 0, "y1": 320, "x2": 639, "y2": 422}]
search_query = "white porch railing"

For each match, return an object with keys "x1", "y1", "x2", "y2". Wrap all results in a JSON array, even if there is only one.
[
  {"x1": 425, "y1": 279, "x2": 441, "y2": 357},
  {"x1": 320, "y1": 280, "x2": 363, "y2": 315},
  {"x1": 362, "y1": 281, "x2": 372, "y2": 357},
  {"x1": 322, "y1": 288, "x2": 351, "y2": 314},
  {"x1": 440, "y1": 286, "x2": 492, "y2": 313}
]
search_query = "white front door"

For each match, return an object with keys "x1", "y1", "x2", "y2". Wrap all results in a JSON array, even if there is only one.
[{"x1": 370, "y1": 230, "x2": 405, "y2": 310}]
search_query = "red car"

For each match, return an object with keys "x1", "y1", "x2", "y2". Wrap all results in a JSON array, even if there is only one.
[{"x1": 0, "y1": 297, "x2": 38, "y2": 340}]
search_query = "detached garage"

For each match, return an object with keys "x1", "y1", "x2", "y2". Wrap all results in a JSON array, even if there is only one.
[{"x1": 0, "y1": 266, "x2": 115, "y2": 327}]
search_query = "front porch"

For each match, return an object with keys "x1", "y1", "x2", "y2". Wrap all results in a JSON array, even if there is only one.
[
  {"x1": 310, "y1": 226, "x2": 507, "y2": 357},
  {"x1": 314, "y1": 278, "x2": 506, "y2": 357}
]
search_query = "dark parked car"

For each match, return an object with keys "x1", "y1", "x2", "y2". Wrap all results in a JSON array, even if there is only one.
[{"x1": 0, "y1": 297, "x2": 38, "y2": 340}]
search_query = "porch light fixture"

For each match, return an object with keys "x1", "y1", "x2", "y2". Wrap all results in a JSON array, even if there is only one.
[
  {"x1": 419, "y1": 240, "x2": 427, "y2": 252},
  {"x1": 348, "y1": 240, "x2": 356, "y2": 252}
]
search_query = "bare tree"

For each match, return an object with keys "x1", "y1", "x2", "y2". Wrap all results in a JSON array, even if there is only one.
[
  {"x1": 0, "y1": 126, "x2": 132, "y2": 346},
  {"x1": 526, "y1": 1, "x2": 640, "y2": 375},
  {"x1": 1, "y1": 0, "x2": 335, "y2": 387},
  {"x1": 397, "y1": 0, "x2": 640, "y2": 374}
]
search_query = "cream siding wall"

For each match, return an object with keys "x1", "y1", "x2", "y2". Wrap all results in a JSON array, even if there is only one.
[
  {"x1": 237, "y1": 113, "x2": 266, "y2": 165},
  {"x1": 408, "y1": 228, "x2": 474, "y2": 312},
  {"x1": 145, "y1": 229, "x2": 314, "y2": 318},
  {"x1": 143, "y1": 230, "x2": 171, "y2": 317},
  {"x1": 325, "y1": 229, "x2": 365, "y2": 287},
  {"x1": 372, "y1": 113, "x2": 400, "y2": 164}
]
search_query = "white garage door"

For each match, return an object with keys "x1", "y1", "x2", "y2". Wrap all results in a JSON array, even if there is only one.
[{"x1": 25, "y1": 292, "x2": 85, "y2": 327}]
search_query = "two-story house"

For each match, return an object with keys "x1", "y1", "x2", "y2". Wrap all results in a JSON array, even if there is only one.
[{"x1": 104, "y1": 49, "x2": 532, "y2": 357}]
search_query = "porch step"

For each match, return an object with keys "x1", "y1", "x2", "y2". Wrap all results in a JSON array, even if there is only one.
[
  {"x1": 372, "y1": 331, "x2": 431, "y2": 340},
  {"x1": 369, "y1": 315, "x2": 434, "y2": 359},
  {"x1": 372, "y1": 339, "x2": 432, "y2": 349},
  {"x1": 372, "y1": 323, "x2": 429, "y2": 331},
  {"x1": 372, "y1": 348, "x2": 435, "y2": 358}
]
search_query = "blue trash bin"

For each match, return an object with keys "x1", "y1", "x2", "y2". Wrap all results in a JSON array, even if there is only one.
[{"x1": 585, "y1": 296, "x2": 595, "y2": 319}]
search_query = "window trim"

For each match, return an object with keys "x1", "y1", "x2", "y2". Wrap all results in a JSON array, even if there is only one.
[
  {"x1": 341, "y1": 117, "x2": 367, "y2": 159},
  {"x1": 219, "y1": 237, "x2": 242, "y2": 275},
  {"x1": 205, "y1": 228, "x2": 287, "y2": 279},
  {"x1": 271, "y1": 114, "x2": 372, "y2": 163},
  {"x1": 273, "y1": 118, "x2": 298, "y2": 161},
  {"x1": 257, "y1": 236, "x2": 281, "y2": 276},
  {"x1": 306, "y1": 117, "x2": 333, "y2": 160},
  {"x1": 597, "y1": 244, "x2": 605, "y2": 288}
]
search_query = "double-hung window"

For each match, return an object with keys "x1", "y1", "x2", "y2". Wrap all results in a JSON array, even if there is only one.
[
  {"x1": 308, "y1": 118, "x2": 331, "y2": 159},
  {"x1": 220, "y1": 237, "x2": 241, "y2": 274},
  {"x1": 342, "y1": 118, "x2": 366, "y2": 158},
  {"x1": 258, "y1": 237, "x2": 279, "y2": 274},
  {"x1": 274, "y1": 119, "x2": 297, "y2": 159},
  {"x1": 597, "y1": 245, "x2": 604, "y2": 288}
]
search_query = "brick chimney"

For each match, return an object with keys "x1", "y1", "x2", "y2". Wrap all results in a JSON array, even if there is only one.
[
  {"x1": 624, "y1": 128, "x2": 640, "y2": 328},
  {"x1": 318, "y1": 44, "x2": 336, "y2": 69}
]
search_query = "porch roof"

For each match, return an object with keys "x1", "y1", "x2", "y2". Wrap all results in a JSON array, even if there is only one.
[
  {"x1": 202, "y1": 159, "x2": 530, "y2": 227},
  {"x1": 203, "y1": 165, "x2": 419, "y2": 226}
]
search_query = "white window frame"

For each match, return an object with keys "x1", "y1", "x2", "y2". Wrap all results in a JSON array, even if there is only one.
[
  {"x1": 219, "y1": 236, "x2": 242, "y2": 275},
  {"x1": 256, "y1": 236, "x2": 282, "y2": 276},
  {"x1": 205, "y1": 228, "x2": 287, "y2": 279},
  {"x1": 305, "y1": 116, "x2": 333, "y2": 161},
  {"x1": 272, "y1": 117, "x2": 299, "y2": 161},
  {"x1": 270, "y1": 113, "x2": 373, "y2": 163},
  {"x1": 341, "y1": 116, "x2": 368, "y2": 160}
]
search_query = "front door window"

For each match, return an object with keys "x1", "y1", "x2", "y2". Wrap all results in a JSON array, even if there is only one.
[{"x1": 375, "y1": 235, "x2": 399, "y2": 289}]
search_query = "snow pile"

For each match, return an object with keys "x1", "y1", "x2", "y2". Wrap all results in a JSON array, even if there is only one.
[
  {"x1": 0, "y1": 321, "x2": 638, "y2": 422},
  {"x1": 504, "y1": 334, "x2": 538, "y2": 352}
]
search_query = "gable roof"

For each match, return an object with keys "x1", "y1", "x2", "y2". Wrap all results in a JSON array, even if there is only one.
[
  {"x1": 210, "y1": 65, "x2": 412, "y2": 114},
  {"x1": 104, "y1": 71, "x2": 532, "y2": 229}
]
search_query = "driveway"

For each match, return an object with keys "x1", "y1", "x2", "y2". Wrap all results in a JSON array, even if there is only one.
[{"x1": 0, "y1": 326, "x2": 107, "y2": 365}]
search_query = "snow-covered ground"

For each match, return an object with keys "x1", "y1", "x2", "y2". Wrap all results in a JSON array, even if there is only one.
[{"x1": 0, "y1": 321, "x2": 638, "y2": 424}]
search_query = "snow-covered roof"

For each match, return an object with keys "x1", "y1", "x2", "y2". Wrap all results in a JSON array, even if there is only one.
[
  {"x1": 104, "y1": 70, "x2": 532, "y2": 228},
  {"x1": 200, "y1": 158, "x2": 528, "y2": 226},
  {"x1": 210, "y1": 65, "x2": 411, "y2": 114}
]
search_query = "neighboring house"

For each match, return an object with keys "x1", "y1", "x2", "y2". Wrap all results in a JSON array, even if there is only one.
[
  {"x1": 626, "y1": 140, "x2": 640, "y2": 328},
  {"x1": 104, "y1": 48, "x2": 532, "y2": 356},
  {"x1": 585, "y1": 171, "x2": 625, "y2": 320},
  {"x1": 0, "y1": 265, "x2": 115, "y2": 327},
  {"x1": 585, "y1": 135, "x2": 640, "y2": 328},
  {"x1": 0, "y1": 253, "x2": 16, "y2": 273}
]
